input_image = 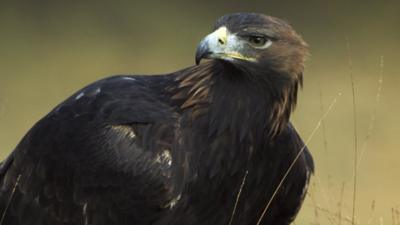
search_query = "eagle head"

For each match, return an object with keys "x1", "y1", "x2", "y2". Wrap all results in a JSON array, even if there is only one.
[
  {"x1": 195, "y1": 12, "x2": 308, "y2": 79},
  {"x1": 195, "y1": 13, "x2": 308, "y2": 137}
]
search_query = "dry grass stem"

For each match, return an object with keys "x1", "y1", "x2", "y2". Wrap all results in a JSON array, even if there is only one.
[
  {"x1": 256, "y1": 93, "x2": 341, "y2": 225},
  {"x1": 228, "y1": 170, "x2": 248, "y2": 225},
  {"x1": 346, "y1": 37, "x2": 358, "y2": 225},
  {"x1": 0, "y1": 174, "x2": 21, "y2": 225},
  {"x1": 366, "y1": 200, "x2": 376, "y2": 225},
  {"x1": 308, "y1": 183, "x2": 321, "y2": 225},
  {"x1": 318, "y1": 82, "x2": 328, "y2": 152},
  {"x1": 315, "y1": 174, "x2": 335, "y2": 216},
  {"x1": 314, "y1": 205, "x2": 356, "y2": 224},
  {"x1": 338, "y1": 182, "x2": 346, "y2": 225},
  {"x1": 357, "y1": 56, "x2": 384, "y2": 169}
]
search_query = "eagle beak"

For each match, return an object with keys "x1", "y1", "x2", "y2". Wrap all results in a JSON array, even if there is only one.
[
  {"x1": 195, "y1": 41, "x2": 211, "y2": 65},
  {"x1": 195, "y1": 26, "x2": 255, "y2": 65}
]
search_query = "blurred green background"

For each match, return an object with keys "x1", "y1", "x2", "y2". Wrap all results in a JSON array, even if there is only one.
[{"x1": 1, "y1": 0, "x2": 399, "y2": 224}]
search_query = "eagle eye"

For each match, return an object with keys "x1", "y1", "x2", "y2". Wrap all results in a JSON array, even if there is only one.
[{"x1": 246, "y1": 36, "x2": 272, "y2": 49}]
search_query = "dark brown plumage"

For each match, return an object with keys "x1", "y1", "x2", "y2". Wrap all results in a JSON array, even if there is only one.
[{"x1": 0, "y1": 12, "x2": 313, "y2": 225}]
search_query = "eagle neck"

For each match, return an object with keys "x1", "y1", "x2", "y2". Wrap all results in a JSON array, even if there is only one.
[
  {"x1": 208, "y1": 60, "x2": 298, "y2": 141},
  {"x1": 171, "y1": 60, "x2": 299, "y2": 142}
]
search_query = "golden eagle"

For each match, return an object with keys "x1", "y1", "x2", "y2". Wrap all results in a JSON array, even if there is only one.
[{"x1": 0, "y1": 13, "x2": 313, "y2": 225}]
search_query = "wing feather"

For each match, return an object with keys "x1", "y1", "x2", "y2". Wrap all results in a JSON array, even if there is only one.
[{"x1": 0, "y1": 75, "x2": 182, "y2": 225}]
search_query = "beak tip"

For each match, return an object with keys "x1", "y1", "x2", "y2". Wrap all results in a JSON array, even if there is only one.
[
  {"x1": 195, "y1": 51, "x2": 207, "y2": 66},
  {"x1": 195, "y1": 39, "x2": 209, "y2": 65}
]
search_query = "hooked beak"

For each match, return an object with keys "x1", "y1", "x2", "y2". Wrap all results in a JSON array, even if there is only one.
[{"x1": 195, "y1": 26, "x2": 256, "y2": 65}]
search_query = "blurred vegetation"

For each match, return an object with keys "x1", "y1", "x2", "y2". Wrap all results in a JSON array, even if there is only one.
[{"x1": 0, "y1": 0, "x2": 399, "y2": 224}]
